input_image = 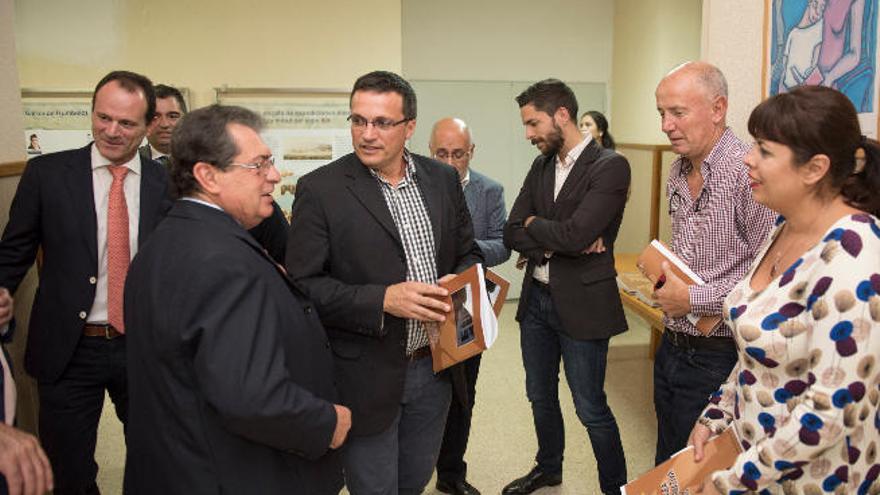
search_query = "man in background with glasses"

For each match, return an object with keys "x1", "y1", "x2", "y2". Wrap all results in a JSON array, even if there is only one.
[
  {"x1": 287, "y1": 71, "x2": 482, "y2": 495},
  {"x1": 652, "y1": 61, "x2": 775, "y2": 465},
  {"x1": 124, "y1": 104, "x2": 349, "y2": 494},
  {"x1": 429, "y1": 117, "x2": 509, "y2": 495}
]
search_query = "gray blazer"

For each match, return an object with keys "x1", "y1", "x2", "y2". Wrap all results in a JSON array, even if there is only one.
[{"x1": 463, "y1": 169, "x2": 510, "y2": 267}]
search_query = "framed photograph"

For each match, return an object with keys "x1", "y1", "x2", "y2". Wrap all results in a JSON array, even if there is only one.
[
  {"x1": 763, "y1": 0, "x2": 880, "y2": 136},
  {"x1": 426, "y1": 265, "x2": 488, "y2": 372}
]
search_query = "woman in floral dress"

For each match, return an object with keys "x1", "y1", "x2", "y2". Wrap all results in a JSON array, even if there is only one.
[{"x1": 692, "y1": 85, "x2": 880, "y2": 494}]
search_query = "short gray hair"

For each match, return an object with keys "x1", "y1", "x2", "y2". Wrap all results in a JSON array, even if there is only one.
[{"x1": 170, "y1": 104, "x2": 263, "y2": 198}]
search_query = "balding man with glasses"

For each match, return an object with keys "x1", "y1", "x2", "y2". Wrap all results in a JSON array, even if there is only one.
[
  {"x1": 652, "y1": 61, "x2": 775, "y2": 465},
  {"x1": 287, "y1": 71, "x2": 482, "y2": 495}
]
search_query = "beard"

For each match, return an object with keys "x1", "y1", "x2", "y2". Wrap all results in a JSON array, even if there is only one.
[{"x1": 532, "y1": 122, "x2": 564, "y2": 157}]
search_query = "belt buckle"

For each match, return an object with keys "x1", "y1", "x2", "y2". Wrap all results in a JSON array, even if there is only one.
[{"x1": 104, "y1": 326, "x2": 113, "y2": 339}]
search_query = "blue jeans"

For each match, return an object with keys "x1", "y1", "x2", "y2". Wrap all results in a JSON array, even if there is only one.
[
  {"x1": 519, "y1": 283, "x2": 627, "y2": 495},
  {"x1": 342, "y1": 356, "x2": 451, "y2": 495},
  {"x1": 653, "y1": 331, "x2": 737, "y2": 465}
]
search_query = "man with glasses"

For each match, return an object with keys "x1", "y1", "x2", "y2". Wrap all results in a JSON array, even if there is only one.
[
  {"x1": 429, "y1": 117, "x2": 509, "y2": 495},
  {"x1": 287, "y1": 71, "x2": 482, "y2": 495},
  {"x1": 652, "y1": 61, "x2": 775, "y2": 465},
  {"x1": 136, "y1": 83, "x2": 290, "y2": 264},
  {"x1": 124, "y1": 105, "x2": 349, "y2": 494}
]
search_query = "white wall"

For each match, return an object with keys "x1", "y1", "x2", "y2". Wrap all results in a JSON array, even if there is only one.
[{"x1": 701, "y1": 0, "x2": 766, "y2": 140}]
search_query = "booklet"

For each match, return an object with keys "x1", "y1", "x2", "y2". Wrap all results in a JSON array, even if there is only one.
[
  {"x1": 637, "y1": 240, "x2": 722, "y2": 335},
  {"x1": 621, "y1": 427, "x2": 741, "y2": 495},
  {"x1": 425, "y1": 264, "x2": 500, "y2": 372}
]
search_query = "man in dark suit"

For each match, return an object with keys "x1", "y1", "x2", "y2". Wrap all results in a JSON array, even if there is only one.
[
  {"x1": 502, "y1": 79, "x2": 629, "y2": 495},
  {"x1": 137, "y1": 83, "x2": 291, "y2": 264},
  {"x1": 137, "y1": 84, "x2": 185, "y2": 168},
  {"x1": 123, "y1": 104, "x2": 349, "y2": 494},
  {"x1": 287, "y1": 71, "x2": 483, "y2": 495},
  {"x1": 429, "y1": 117, "x2": 510, "y2": 495},
  {"x1": 0, "y1": 70, "x2": 170, "y2": 494}
]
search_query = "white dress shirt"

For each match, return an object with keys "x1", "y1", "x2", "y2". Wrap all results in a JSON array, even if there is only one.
[
  {"x1": 532, "y1": 134, "x2": 592, "y2": 284},
  {"x1": 87, "y1": 144, "x2": 142, "y2": 324}
]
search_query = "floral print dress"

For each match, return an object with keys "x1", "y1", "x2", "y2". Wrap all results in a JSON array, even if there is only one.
[{"x1": 700, "y1": 213, "x2": 880, "y2": 494}]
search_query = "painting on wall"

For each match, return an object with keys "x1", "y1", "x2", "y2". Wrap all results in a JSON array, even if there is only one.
[{"x1": 764, "y1": 0, "x2": 880, "y2": 135}]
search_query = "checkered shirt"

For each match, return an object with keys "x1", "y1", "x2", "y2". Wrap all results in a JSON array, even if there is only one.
[
  {"x1": 666, "y1": 128, "x2": 775, "y2": 337},
  {"x1": 371, "y1": 151, "x2": 438, "y2": 353}
]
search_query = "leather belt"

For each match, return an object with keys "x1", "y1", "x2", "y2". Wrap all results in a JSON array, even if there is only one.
[
  {"x1": 83, "y1": 324, "x2": 123, "y2": 339},
  {"x1": 663, "y1": 329, "x2": 734, "y2": 352},
  {"x1": 407, "y1": 346, "x2": 432, "y2": 361}
]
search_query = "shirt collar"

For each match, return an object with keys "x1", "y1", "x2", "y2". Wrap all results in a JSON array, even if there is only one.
[
  {"x1": 557, "y1": 134, "x2": 592, "y2": 170},
  {"x1": 370, "y1": 149, "x2": 417, "y2": 186},
  {"x1": 149, "y1": 144, "x2": 168, "y2": 160},
  {"x1": 90, "y1": 143, "x2": 142, "y2": 175},
  {"x1": 461, "y1": 168, "x2": 470, "y2": 188},
  {"x1": 677, "y1": 127, "x2": 735, "y2": 177}
]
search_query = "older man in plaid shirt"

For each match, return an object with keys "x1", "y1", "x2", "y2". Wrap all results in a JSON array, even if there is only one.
[{"x1": 652, "y1": 61, "x2": 775, "y2": 465}]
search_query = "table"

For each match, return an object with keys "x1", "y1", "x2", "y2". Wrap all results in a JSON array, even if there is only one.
[{"x1": 614, "y1": 253, "x2": 664, "y2": 358}]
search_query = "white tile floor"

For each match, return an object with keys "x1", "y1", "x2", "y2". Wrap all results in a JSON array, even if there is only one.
[{"x1": 95, "y1": 304, "x2": 659, "y2": 494}]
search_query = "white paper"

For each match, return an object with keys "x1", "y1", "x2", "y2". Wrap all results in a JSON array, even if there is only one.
[{"x1": 475, "y1": 264, "x2": 499, "y2": 348}]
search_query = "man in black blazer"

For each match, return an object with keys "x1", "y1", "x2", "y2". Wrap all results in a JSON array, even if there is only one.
[
  {"x1": 287, "y1": 71, "x2": 482, "y2": 495},
  {"x1": 502, "y1": 79, "x2": 629, "y2": 495},
  {"x1": 0, "y1": 71, "x2": 170, "y2": 495},
  {"x1": 123, "y1": 105, "x2": 348, "y2": 494}
]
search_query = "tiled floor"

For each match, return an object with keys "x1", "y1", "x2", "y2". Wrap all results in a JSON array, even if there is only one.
[{"x1": 95, "y1": 304, "x2": 659, "y2": 494}]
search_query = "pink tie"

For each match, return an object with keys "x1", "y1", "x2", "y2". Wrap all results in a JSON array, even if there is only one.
[{"x1": 107, "y1": 165, "x2": 130, "y2": 333}]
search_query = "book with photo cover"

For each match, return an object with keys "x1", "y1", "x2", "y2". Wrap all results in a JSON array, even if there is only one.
[
  {"x1": 426, "y1": 264, "x2": 499, "y2": 372},
  {"x1": 637, "y1": 240, "x2": 722, "y2": 335},
  {"x1": 621, "y1": 427, "x2": 741, "y2": 495}
]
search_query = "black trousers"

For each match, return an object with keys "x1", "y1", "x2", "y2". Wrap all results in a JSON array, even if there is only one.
[
  {"x1": 436, "y1": 353, "x2": 481, "y2": 483},
  {"x1": 38, "y1": 335, "x2": 128, "y2": 495}
]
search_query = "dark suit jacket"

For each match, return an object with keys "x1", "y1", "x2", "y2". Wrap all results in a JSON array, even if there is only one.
[
  {"x1": 124, "y1": 200, "x2": 341, "y2": 494},
  {"x1": 286, "y1": 152, "x2": 483, "y2": 436},
  {"x1": 0, "y1": 144, "x2": 170, "y2": 382},
  {"x1": 464, "y1": 170, "x2": 510, "y2": 267},
  {"x1": 504, "y1": 140, "x2": 630, "y2": 340}
]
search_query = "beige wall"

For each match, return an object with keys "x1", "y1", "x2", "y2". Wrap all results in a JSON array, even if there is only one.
[
  {"x1": 402, "y1": 0, "x2": 613, "y2": 83},
  {"x1": 610, "y1": 0, "x2": 703, "y2": 144},
  {"x1": 701, "y1": 0, "x2": 766, "y2": 140},
  {"x1": 610, "y1": 0, "x2": 701, "y2": 252},
  {"x1": 15, "y1": 0, "x2": 403, "y2": 106}
]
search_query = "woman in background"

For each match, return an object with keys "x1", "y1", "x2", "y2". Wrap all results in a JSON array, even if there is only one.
[
  {"x1": 691, "y1": 85, "x2": 880, "y2": 494},
  {"x1": 579, "y1": 110, "x2": 615, "y2": 149}
]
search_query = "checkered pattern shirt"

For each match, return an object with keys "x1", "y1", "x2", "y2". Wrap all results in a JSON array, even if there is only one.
[
  {"x1": 371, "y1": 151, "x2": 438, "y2": 353},
  {"x1": 666, "y1": 128, "x2": 775, "y2": 337}
]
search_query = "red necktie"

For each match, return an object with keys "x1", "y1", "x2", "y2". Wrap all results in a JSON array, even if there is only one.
[{"x1": 107, "y1": 165, "x2": 130, "y2": 333}]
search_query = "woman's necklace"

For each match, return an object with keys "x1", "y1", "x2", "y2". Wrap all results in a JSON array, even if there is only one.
[{"x1": 768, "y1": 205, "x2": 830, "y2": 278}]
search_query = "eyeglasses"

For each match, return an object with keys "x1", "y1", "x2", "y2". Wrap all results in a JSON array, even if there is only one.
[
  {"x1": 347, "y1": 114, "x2": 411, "y2": 131},
  {"x1": 228, "y1": 155, "x2": 276, "y2": 175},
  {"x1": 668, "y1": 187, "x2": 710, "y2": 215},
  {"x1": 432, "y1": 149, "x2": 471, "y2": 161}
]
